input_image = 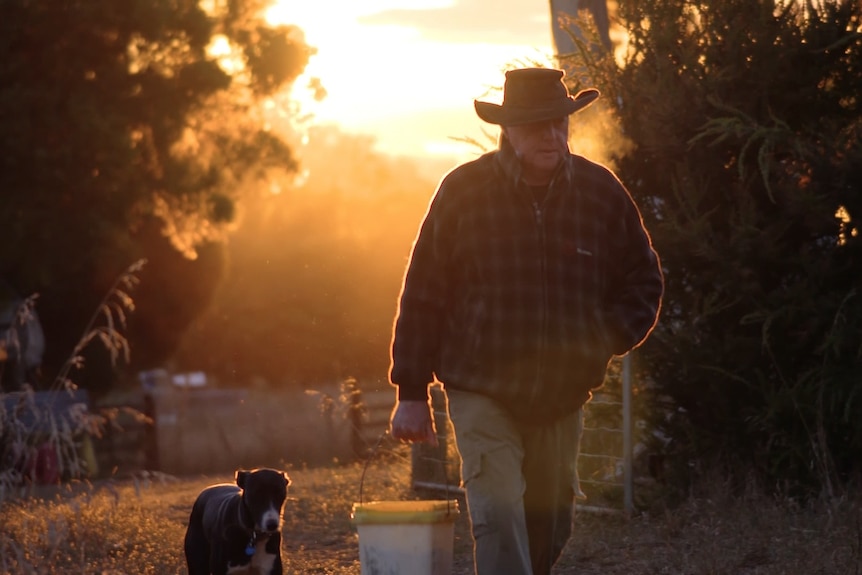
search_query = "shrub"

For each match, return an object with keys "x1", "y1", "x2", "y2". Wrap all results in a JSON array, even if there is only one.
[{"x1": 566, "y1": 0, "x2": 862, "y2": 496}]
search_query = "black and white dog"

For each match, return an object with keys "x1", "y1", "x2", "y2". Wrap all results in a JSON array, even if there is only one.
[{"x1": 184, "y1": 468, "x2": 291, "y2": 575}]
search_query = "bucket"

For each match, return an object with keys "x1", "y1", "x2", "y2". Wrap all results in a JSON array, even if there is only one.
[{"x1": 352, "y1": 499, "x2": 460, "y2": 575}]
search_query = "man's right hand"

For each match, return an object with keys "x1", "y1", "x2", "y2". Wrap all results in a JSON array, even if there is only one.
[{"x1": 389, "y1": 399, "x2": 438, "y2": 447}]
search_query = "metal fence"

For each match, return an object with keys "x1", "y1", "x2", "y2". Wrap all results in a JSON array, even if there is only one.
[{"x1": 577, "y1": 355, "x2": 634, "y2": 514}]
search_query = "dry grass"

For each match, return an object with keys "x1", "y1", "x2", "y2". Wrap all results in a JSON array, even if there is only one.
[
  {"x1": 0, "y1": 443, "x2": 859, "y2": 574},
  {"x1": 560, "y1": 489, "x2": 862, "y2": 574}
]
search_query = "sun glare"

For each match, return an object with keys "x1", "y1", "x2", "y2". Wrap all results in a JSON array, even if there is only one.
[
  {"x1": 206, "y1": 34, "x2": 245, "y2": 76},
  {"x1": 264, "y1": 0, "x2": 554, "y2": 159},
  {"x1": 265, "y1": 1, "x2": 458, "y2": 123},
  {"x1": 835, "y1": 205, "x2": 857, "y2": 246}
]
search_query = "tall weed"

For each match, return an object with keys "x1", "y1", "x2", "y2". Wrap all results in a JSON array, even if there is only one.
[{"x1": 0, "y1": 260, "x2": 147, "y2": 499}]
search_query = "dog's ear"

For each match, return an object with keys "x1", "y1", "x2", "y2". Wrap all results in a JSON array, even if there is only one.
[
  {"x1": 236, "y1": 470, "x2": 250, "y2": 489},
  {"x1": 282, "y1": 472, "x2": 291, "y2": 487}
]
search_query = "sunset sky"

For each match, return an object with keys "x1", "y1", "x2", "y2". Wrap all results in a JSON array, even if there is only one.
[{"x1": 266, "y1": 0, "x2": 557, "y2": 163}]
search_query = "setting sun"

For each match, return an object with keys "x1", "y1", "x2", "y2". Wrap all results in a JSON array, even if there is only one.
[{"x1": 265, "y1": 0, "x2": 555, "y2": 160}]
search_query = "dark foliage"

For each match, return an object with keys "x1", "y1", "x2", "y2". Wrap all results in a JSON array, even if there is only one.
[
  {"x1": 568, "y1": 0, "x2": 862, "y2": 495},
  {"x1": 0, "y1": 0, "x2": 312, "y2": 394}
]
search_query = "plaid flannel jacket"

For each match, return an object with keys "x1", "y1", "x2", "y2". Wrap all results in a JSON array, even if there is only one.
[{"x1": 390, "y1": 143, "x2": 663, "y2": 422}]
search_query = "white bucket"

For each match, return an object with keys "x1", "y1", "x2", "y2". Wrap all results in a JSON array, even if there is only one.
[{"x1": 351, "y1": 499, "x2": 460, "y2": 575}]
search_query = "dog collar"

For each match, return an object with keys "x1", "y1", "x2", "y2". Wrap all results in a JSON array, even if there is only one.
[
  {"x1": 245, "y1": 532, "x2": 258, "y2": 556},
  {"x1": 245, "y1": 531, "x2": 272, "y2": 556}
]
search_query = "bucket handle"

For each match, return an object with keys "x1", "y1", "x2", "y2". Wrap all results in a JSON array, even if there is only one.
[{"x1": 358, "y1": 430, "x2": 453, "y2": 516}]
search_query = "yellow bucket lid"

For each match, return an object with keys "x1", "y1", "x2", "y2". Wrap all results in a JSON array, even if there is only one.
[{"x1": 351, "y1": 500, "x2": 460, "y2": 525}]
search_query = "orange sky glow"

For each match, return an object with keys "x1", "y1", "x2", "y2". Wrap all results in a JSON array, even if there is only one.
[{"x1": 265, "y1": 1, "x2": 556, "y2": 163}]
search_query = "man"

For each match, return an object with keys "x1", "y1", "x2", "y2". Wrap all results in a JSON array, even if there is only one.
[{"x1": 389, "y1": 67, "x2": 663, "y2": 575}]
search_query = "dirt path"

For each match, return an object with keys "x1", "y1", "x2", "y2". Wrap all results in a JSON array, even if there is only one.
[
  {"x1": 1, "y1": 447, "x2": 858, "y2": 574},
  {"x1": 279, "y1": 451, "x2": 859, "y2": 575}
]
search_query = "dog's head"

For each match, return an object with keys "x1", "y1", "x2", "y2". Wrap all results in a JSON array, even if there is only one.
[{"x1": 236, "y1": 468, "x2": 291, "y2": 534}]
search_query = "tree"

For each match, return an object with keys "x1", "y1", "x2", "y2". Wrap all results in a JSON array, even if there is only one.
[
  {"x1": 575, "y1": 0, "x2": 862, "y2": 494},
  {"x1": 550, "y1": 0, "x2": 612, "y2": 59},
  {"x1": 0, "y1": 0, "x2": 313, "y2": 393}
]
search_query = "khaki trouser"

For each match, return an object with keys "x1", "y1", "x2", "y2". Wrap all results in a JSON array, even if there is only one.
[{"x1": 446, "y1": 388, "x2": 583, "y2": 575}]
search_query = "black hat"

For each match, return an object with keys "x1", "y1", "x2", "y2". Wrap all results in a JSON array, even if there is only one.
[{"x1": 474, "y1": 68, "x2": 599, "y2": 126}]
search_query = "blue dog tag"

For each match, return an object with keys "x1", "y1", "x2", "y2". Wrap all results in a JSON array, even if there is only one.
[{"x1": 245, "y1": 543, "x2": 255, "y2": 556}]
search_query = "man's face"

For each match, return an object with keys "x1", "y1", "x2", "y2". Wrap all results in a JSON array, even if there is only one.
[{"x1": 503, "y1": 116, "x2": 570, "y2": 179}]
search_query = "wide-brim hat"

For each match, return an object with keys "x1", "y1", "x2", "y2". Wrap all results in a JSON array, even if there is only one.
[{"x1": 474, "y1": 68, "x2": 600, "y2": 126}]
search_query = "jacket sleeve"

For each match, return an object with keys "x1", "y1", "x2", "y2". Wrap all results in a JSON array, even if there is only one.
[
  {"x1": 604, "y1": 183, "x2": 664, "y2": 356},
  {"x1": 389, "y1": 177, "x2": 458, "y2": 401}
]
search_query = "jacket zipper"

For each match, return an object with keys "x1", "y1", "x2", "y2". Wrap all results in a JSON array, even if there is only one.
[{"x1": 530, "y1": 197, "x2": 548, "y2": 408}]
